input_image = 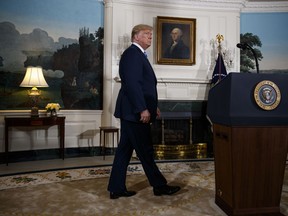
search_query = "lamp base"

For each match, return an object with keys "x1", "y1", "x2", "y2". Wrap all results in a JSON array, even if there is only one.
[{"x1": 31, "y1": 107, "x2": 39, "y2": 117}]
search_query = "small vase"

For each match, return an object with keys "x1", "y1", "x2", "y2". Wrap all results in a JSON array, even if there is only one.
[{"x1": 50, "y1": 110, "x2": 57, "y2": 117}]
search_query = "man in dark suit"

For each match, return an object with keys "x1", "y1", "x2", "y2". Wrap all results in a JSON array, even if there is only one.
[
  {"x1": 108, "y1": 24, "x2": 180, "y2": 199},
  {"x1": 164, "y1": 27, "x2": 190, "y2": 59}
]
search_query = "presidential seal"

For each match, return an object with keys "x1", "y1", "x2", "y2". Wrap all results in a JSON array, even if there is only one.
[{"x1": 254, "y1": 80, "x2": 281, "y2": 110}]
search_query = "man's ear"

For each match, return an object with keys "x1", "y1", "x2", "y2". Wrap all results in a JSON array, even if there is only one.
[{"x1": 134, "y1": 33, "x2": 140, "y2": 42}]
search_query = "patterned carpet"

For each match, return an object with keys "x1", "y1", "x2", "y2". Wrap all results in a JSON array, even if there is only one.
[{"x1": 0, "y1": 161, "x2": 287, "y2": 216}]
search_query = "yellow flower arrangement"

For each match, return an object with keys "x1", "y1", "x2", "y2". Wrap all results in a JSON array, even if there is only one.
[{"x1": 45, "y1": 103, "x2": 61, "y2": 112}]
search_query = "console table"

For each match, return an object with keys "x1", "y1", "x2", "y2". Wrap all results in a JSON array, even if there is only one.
[{"x1": 4, "y1": 116, "x2": 66, "y2": 165}]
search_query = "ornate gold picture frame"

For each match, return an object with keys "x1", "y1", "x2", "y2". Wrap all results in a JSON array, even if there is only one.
[{"x1": 156, "y1": 16, "x2": 196, "y2": 65}]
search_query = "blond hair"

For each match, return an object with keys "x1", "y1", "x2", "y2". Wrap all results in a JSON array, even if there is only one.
[{"x1": 131, "y1": 24, "x2": 153, "y2": 42}]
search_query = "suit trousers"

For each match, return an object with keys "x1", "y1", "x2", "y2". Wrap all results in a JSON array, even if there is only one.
[{"x1": 107, "y1": 119, "x2": 167, "y2": 193}]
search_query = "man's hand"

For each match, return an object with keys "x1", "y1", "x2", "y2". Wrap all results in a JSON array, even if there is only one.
[
  {"x1": 156, "y1": 107, "x2": 161, "y2": 118},
  {"x1": 140, "y1": 109, "x2": 150, "y2": 123}
]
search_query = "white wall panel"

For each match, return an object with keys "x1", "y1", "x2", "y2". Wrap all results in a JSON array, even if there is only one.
[{"x1": 101, "y1": 0, "x2": 242, "y2": 134}]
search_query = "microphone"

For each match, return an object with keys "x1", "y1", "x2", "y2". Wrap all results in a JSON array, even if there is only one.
[
  {"x1": 237, "y1": 43, "x2": 259, "y2": 74},
  {"x1": 236, "y1": 43, "x2": 247, "y2": 49}
]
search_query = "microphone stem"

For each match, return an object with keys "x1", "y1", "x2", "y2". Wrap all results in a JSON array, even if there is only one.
[
  {"x1": 255, "y1": 57, "x2": 259, "y2": 74},
  {"x1": 245, "y1": 43, "x2": 259, "y2": 74}
]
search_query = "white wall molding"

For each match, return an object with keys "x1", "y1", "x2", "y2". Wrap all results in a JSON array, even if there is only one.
[
  {"x1": 109, "y1": 0, "x2": 288, "y2": 12},
  {"x1": 242, "y1": 1, "x2": 288, "y2": 12},
  {"x1": 157, "y1": 78, "x2": 210, "y2": 84},
  {"x1": 157, "y1": 82, "x2": 210, "y2": 101},
  {"x1": 114, "y1": 76, "x2": 211, "y2": 101},
  {"x1": 110, "y1": 0, "x2": 244, "y2": 11}
]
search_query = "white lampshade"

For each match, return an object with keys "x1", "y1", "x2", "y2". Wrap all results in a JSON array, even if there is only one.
[{"x1": 20, "y1": 66, "x2": 49, "y2": 88}]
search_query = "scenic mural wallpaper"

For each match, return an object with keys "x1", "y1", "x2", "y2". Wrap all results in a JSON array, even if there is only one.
[
  {"x1": 0, "y1": 2, "x2": 287, "y2": 111},
  {"x1": 0, "y1": 0, "x2": 104, "y2": 110},
  {"x1": 240, "y1": 12, "x2": 288, "y2": 73}
]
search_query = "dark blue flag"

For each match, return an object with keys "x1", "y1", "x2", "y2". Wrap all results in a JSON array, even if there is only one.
[{"x1": 211, "y1": 53, "x2": 227, "y2": 85}]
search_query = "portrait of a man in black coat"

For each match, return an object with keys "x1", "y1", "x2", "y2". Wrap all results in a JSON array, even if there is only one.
[{"x1": 163, "y1": 27, "x2": 190, "y2": 59}]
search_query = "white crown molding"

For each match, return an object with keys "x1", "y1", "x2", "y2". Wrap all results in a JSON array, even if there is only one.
[
  {"x1": 107, "y1": 0, "x2": 243, "y2": 11},
  {"x1": 242, "y1": 0, "x2": 288, "y2": 12},
  {"x1": 105, "y1": 0, "x2": 288, "y2": 12}
]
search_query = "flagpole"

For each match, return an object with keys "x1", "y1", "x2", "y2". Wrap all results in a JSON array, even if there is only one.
[
  {"x1": 216, "y1": 34, "x2": 224, "y2": 83},
  {"x1": 211, "y1": 34, "x2": 227, "y2": 86}
]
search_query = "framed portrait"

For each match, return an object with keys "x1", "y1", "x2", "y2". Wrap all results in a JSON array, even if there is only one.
[{"x1": 157, "y1": 16, "x2": 196, "y2": 65}]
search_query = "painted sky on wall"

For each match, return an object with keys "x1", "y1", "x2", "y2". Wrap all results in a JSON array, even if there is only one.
[
  {"x1": 0, "y1": 0, "x2": 104, "y2": 72},
  {"x1": 1, "y1": 1, "x2": 287, "y2": 71},
  {"x1": 241, "y1": 12, "x2": 288, "y2": 70},
  {"x1": 0, "y1": 0, "x2": 104, "y2": 41}
]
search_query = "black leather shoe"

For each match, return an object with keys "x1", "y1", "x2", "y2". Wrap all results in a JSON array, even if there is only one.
[
  {"x1": 110, "y1": 190, "x2": 136, "y2": 199},
  {"x1": 153, "y1": 185, "x2": 181, "y2": 196}
]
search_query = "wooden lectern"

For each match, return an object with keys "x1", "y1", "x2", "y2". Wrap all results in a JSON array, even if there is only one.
[{"x1": 207, "y1": 73, "x2": 288, "y2": 215}]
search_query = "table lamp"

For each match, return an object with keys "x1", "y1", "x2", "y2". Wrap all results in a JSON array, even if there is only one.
[{"x1": 20, "y1": 66, "x2": 49, "y2": 116}]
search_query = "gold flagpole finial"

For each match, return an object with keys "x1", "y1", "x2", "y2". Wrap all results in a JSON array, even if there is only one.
[
  {"x1": 216, "y1": 34, "x2": 224, "y2": 44},
  {"x1": 216, "y1": 34, "x2": 224, "y2": 53}
]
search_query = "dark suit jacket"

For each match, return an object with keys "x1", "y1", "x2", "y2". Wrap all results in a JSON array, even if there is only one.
[
  {"x1": 114, "y1": 44, "x2": 158, "y2": 123},
  {"x1": 164, "y1": 40, "x2": 190, "y2": 59}
]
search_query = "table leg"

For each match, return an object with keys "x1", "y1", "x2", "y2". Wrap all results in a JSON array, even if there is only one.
[
  {"x1": 117, "y1": 131, "x2": 119, "y2": 146},
  {"x1": 5, "y1": 125, "x2": 8, "y2": 166},
  {"x1": 59, "y1": 124, "x2": 65, "y2": 160},
  {"x1": 103, "y1": 132, "x2": 106, "y2": 160},
  {"x1": 112, "y1": 133, "x2": 115, "y2": 153}
]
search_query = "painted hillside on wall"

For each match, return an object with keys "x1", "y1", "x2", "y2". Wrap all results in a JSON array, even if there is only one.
[{"x1": 0, "y1": 0, "x2": 104, "y2": 110}]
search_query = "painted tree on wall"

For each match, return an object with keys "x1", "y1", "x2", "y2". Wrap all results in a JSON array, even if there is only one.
[
  {"x1": 0, "y1": 24, "x2": 104, "y2": 110},
  {"x1": 0, "y1": 0, "x2": 104, "y2": 110},
  {"x1": 53, "y1": 27, "x2": 104, "y2": 109},
  {"x1": 239, "y1": 33, "x2": 263, "y2": 72}
]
